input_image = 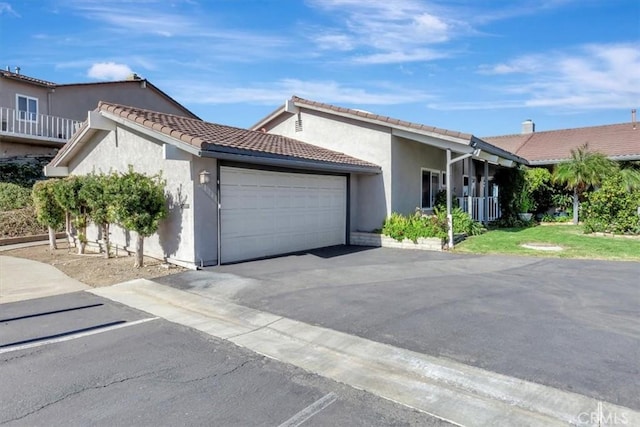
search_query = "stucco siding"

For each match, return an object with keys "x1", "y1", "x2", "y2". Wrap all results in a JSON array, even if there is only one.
[
  {"x1": 67, "y1": 127, "x2": 196, "y2": 266},
  {"x1": 191, "y1": 156, "x2": 218, "y2": 266},
  {"x1": 0, "y1": 79, "x2": 50, "y2": 115},
  {"x1": 391, "y1": 136, "x2": 446, "y2": 215},
  {"x1": 52, "y1": 83, "x2": 192, "y2": 121},
  {"x1": 267, "y1": 109, "x2": 391, "y2": 231}
]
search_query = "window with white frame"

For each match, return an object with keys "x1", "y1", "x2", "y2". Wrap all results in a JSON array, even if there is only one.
[
  {"x1": 16, "y1": 94, "x2": 38, "y2": 121},
  {"x1": 421, "y1": 169, "x2": 440, "y2": 209}
]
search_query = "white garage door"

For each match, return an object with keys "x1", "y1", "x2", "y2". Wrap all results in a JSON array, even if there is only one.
[{"x1": 220, "y1": 166, "x2": 347, "y2": 263}]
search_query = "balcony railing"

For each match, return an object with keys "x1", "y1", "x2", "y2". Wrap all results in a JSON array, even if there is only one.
[
  {"x1": 0, "y1": 107, "x2": 81, "y2": 142},
  {"x1": 458, "y1": 196, "x2": 501, "y2": 223}
]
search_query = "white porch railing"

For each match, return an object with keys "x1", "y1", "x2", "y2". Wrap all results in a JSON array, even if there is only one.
[
  {"x1": 458, "y1": 196, "x2": 501, "y2": 223},
  {"x1": 0, "y1": 107, "x2": 81, "y2": 142}
]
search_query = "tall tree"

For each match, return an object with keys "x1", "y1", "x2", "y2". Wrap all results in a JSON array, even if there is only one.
[
  {"x1": 112, "y1": 167, "x2": 167, "y2": 268},
  {"x1": 553, "y1": 144, "x2": 615, "y2": 224}
]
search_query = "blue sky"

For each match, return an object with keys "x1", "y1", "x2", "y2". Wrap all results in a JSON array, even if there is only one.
[{"x1": 1, "y1": 0, "x2": 638, "y2": 136}]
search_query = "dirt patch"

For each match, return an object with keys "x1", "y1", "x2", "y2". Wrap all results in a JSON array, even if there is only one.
[{"x1": 3, "y1": 241, "x2": 187, "y2": 287}]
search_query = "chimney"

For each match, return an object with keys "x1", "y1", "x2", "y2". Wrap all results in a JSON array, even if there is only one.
[
  {"x1": 521, "y1": 119, "x2": 535, "y2": 134},
  {"x1": 14, "y1": 66, "x2": 20, "y2": 74},
  {"x1": 5, "y1": 66, "x2": 9, "y2": 71},
  {"x1": 633, "y1": 109, "x2": 637, "y2": 130}
]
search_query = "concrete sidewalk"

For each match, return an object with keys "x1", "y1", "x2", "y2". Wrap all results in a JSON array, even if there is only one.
[
  {"x1": 91, "y1": 279, "x2": 640, "y2": 427},
  {"x1": 0, "y1": 255, "x2": 89, "y2": 304}
]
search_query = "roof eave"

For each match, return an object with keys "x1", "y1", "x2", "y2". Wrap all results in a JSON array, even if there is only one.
[
  {"x1": 251, "y1": 105, "x2": 287, "y2": 130},
  {"x1": 201, "y1": 148, "x2": 381, "y2": 175},
  {"x1": 472, "y1": 137, "x2": 529, "y2": 165}
]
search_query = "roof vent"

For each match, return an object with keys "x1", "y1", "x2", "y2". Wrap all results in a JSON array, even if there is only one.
[
  {"x1": 521, "y1": 119, "x2": 535, "y2": 134},
  {"x1": 14, "y1": 66, "x2": 20, "y2": 75},
  {"x1": 633, "y1": 109, "x2": 637, "y2": 130}
]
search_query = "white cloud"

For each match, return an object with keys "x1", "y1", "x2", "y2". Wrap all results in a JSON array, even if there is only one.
[
  {"x1": 169, "y1": 78, "x2": 433, "y2": 106},
  {"x1": 442, "y1": 42, "x2": 640, "y2": 111},
  {"x1": 87, "y1": 62, "x2": 134, "y2": 80},
  {"x1": 307, "y1": 0, "x2": 463, "y2": 64},
  {"x1": 0, "y1": 2, "x2": 19, "y2": 16}
]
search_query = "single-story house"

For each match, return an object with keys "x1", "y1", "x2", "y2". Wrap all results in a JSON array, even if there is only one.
[
  {"x1": 252, "y1": 96, "x2": 528, "y2": 236},
  {"x1": 45, "y1": 102, "x2": 381, "y2": 267},
  {"x1": 484, "y1": 119, "x2": 640, "y2": 166}
]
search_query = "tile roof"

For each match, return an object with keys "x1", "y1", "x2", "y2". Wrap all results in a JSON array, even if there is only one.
[
  {"x1": 56, "y1": 102, "x2": 380, "y2": 170},
  {"x1": 0, "y1": 70, "x2": 55, "y2": 87},
  {"x1": 485, "y1": 122, "x2": 640, "y2": 164},
  {"x1": 290, "y1": 96, "x2": 473, "y2": 140}
]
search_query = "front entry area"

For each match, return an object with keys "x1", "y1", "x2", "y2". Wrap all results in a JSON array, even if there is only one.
[{"x1": 219, "y1": 166, "x2": 347, "y2": 263}]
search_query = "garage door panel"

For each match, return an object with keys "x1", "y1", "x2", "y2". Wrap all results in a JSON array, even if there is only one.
[{"x1": 220, "y1": 167, "x2": 346, "y2": 263}]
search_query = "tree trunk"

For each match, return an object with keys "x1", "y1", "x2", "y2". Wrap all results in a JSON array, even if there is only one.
[
  {"x1": 65, "y1": 212, "x2": 76, "y2": 247},
  {"x1": 48, "y1": 226, "x2": 57, "y2": 250},
  {"x1": 572, "y1": 188, "x2": 579, "y2": 225},
  {"x1": 102, "y1": 223, "x2": 110, "y2": 259},
  {"x1": 135, "y1": 234, "x2": 144, "y2": 268}
]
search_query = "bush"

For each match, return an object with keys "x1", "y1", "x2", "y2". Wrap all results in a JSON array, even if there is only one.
[
  {"x1": 382, "y1": 212, "x2": 447, "y2": 242},
  {"x1": 382, "y1": 208, "x2": 484, "y2": 243},
  {"x1": 0, "y1": 206, "x2": 47, "y2": 238},
  {"x1": 435, "y1": 206, "x2": 486, "y2": 236},
  {"x1": 582, "y1": 175, "x2": 640, "y2": 234},
  {"x1": 0, "y1": 162, "x2": 45, "y2": 187},
  {"x1": 0, "y1": 183, "x2": 32, "y2": 211}
]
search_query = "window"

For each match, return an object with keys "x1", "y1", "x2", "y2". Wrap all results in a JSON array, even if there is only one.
[
  {"x1": 17, "y1": 94, "x2": 38, "y2": 121},
  {"x1": 421, "y1": 169, "x2": 440, "y2": 209}
]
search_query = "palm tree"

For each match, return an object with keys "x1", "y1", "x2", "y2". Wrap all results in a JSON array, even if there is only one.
[{"x1": 553, "y1": 144, "x2": 615, "y2": 224}]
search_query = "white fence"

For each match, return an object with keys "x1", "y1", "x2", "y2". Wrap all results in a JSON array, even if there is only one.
[
  {"x1": 458, "y1": 196, "x2": 501, "y2": 223},
  {"x1": 0, "y1": 107, "x2": 81, "y2": 141}
]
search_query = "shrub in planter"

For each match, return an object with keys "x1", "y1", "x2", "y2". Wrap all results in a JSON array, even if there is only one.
[
  {"x1": 434, "y1": 206, "x2": 486, "y2": 236},
  {"x1": 382, "y1": 212, "x2": 447, "y2": 242}
]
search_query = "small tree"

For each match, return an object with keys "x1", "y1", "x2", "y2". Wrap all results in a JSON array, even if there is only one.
[
  {"x1": 553, "y1": 144, "x2": 615, "y2": 224},
  {"x1": 80, "y1": 172, "x2": 118, "y2": 258},
  {"x1": 53, "y1": 176, "x2": 90, "y2": 254},
  {"x1": 112, "y1": 167, "x2": 167, "y2": 268},
  {"x1": 32, "y1": 180, "x2": 65, "y2": 250}
]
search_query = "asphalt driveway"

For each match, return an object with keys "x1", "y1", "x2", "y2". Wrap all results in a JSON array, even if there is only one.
[{"x1": 157, "y1": 246, "x2": 640, "y2": 411}]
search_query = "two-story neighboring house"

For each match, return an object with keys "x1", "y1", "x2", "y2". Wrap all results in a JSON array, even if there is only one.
[{"x1": 0, "y1": 68, "x2": 198, "y2": 165}]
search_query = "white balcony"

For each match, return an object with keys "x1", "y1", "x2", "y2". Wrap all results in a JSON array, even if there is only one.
[
  {"x1": 458, "y1": 196, "x2": 501, "y2": 223},
  {"x1": 0, "y1": 107, "x2": 81, "y2": 143}
]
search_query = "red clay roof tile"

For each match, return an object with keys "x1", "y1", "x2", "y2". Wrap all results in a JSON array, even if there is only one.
[
  {"x1": 91, "y1": 102, "x2": 379, "y2": 169},
  {"x1": 485, "y1": 123, "x2": 640, "y2": 163}
]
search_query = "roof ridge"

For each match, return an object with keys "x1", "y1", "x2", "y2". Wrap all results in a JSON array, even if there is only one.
[
  {"x1": 486, "y1": 121, "x2": 634, "y2": 139},
  {"x1": 290, "y1": 96, "x2": 474, "y2": 140}
]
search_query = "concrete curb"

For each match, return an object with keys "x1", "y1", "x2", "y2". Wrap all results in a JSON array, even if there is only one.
[
  {"x1": 0, "y1": 233, "x2": 66, "y2": 246},
  {"x1": 89, "y1": 279, "x2": 640, "y2": 427}
]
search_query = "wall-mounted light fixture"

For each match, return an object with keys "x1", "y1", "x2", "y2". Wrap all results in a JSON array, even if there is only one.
[{"x1": 199, "y1": 170, "x2": 210, "y2": 185}]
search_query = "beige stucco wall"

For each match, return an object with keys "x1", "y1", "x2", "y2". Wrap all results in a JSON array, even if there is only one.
[
  {"x1": 0, "y1": 78, "x2": 51, "y2": 115},
  {"x1": 266, "y1": 109, "x2": 392, "y2": 231},
  {"x1": 391, "y1": 136, "x2": 446, "y2": 215},
  {"x1": 0, "y1": 140, "x2": 59, "y2": 157},
  {"x1": 52, "y1": 82, "x2": 192, "y2": 121},
  {"x1": 67, "y1": 126, "x2": 197, "y2": 266},
  {"x1": 191, "y1": 156, "x2": 218, "y2": 266}
]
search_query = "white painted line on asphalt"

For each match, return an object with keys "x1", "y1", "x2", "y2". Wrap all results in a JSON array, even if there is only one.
[
  {"x1": 0, "y1": 317, "x2": 159, "y2": 354},
  {"x1": 277, "y1": 392, "x2": 338, "y2": 427}
]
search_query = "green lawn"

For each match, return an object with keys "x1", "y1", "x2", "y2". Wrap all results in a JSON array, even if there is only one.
[{"x1": 454, "y1": 224, "x2": 640, "y2": 261}]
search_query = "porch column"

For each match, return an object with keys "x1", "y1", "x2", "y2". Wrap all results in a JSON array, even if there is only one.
[{"x1": 483, "y1": 160, "x2": 489, "y2": 226}]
